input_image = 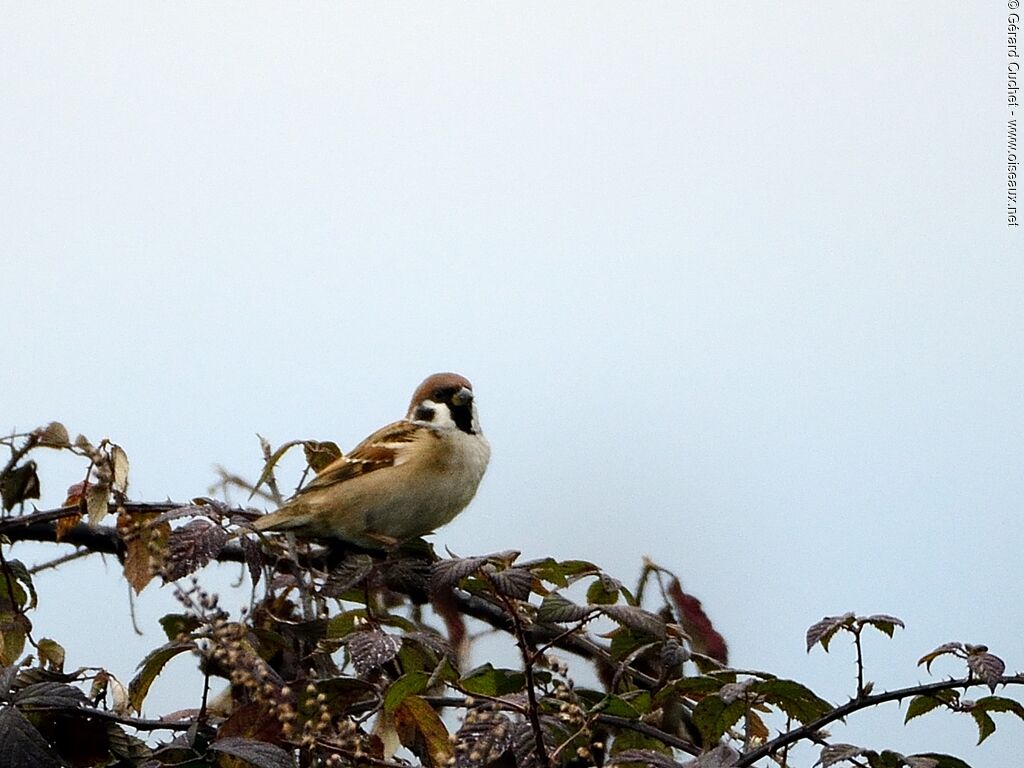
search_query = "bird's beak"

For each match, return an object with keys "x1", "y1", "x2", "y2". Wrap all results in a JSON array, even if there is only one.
[{"x1": 451, "y1": 387, "x2": 473, "y2": 406}]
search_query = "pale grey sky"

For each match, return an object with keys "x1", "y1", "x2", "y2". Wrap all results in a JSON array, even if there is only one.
[{"x1": 2, "y1": 3, "x2": 1022, "y2": 765}]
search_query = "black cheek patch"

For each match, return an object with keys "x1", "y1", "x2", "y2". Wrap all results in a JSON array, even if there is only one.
[
  {"x1": 413, "y1": 405, "x2": 436, "y2": 422},
  {"x1": 449, "y1": 403, "x2": 474, "y2": 434}
]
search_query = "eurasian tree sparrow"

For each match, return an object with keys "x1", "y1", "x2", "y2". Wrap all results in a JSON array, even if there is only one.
[{"x1": 253, "y1": 373, "x2": 490, "y2": 547}]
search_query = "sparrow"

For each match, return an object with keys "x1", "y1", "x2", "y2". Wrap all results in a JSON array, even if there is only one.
[{"x1": 252, "y1": 373, "x2": 490, "y2": 547}]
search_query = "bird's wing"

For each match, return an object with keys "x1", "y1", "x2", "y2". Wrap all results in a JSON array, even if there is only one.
[{"x1": 293, "y1": 420, "x2": 425, "y2": 495}]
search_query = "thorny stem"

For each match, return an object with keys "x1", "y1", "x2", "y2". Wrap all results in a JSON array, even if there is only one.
[
  {"x1": 735, "y1": 674, "x2": 1024, "y2": 767},
  {"x1": 853, "y1": 627, "x2": 866, "y2": 698}
]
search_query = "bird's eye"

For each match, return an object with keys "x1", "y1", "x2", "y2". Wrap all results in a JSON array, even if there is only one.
[{"x1": 413, "y1": 405, "x2": 436, "y2": 422}]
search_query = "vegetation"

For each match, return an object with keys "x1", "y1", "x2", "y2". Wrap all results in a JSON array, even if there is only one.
[{"x1": 0, "y1": 422, "x2": 1021, "y2": 768}]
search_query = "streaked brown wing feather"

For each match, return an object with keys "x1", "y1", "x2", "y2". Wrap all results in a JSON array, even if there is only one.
[{"x1": 294, "y1": 420, "x2": 423, "y2": 495}]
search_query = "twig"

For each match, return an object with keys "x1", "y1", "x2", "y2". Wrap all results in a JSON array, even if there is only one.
[{"x1": 495, "y1": 589, "x2": 551, "y2": 768}]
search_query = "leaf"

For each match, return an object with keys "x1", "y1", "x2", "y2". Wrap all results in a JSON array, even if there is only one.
[
  {"x1": 966, "y1": 649, "x2": 1005, "y2": 691},
  {"x1": 905, "y1": 690, "x2": 959, "y2": 723},
  {"x1": 666, "y1": 578, "x2": 729, "y2": 665},
  {"x1": 586, "y1": 573, "x2": 622, "y2": 605},
  {"x1": 342, "y1": 630, "x2": 401, "y2": 676},
  {"x1": 861, "y1": 614, "x2": 905, "y2": 639},
  {"x1": 602, "y1": 605, "x2": 667, "y2": 639},
  {"x1": 819, "y1": 743, "x2": 867, "y2": 768},
  {"x1": 431, "y1": 556, "x2": 489, "y2": 588},
  {"x1": 906, "y1": 755, "x2": 972, "y2": 768},
  {"x1": 1, "y1": 461, "x2": 40, "y2": 512},
  {"x1": 128, "y1": 641, "x2": 195, "y2": 713},
  {"x1": 865, "y1": 750, "x2": 909, "y2": 768},
  {"x1": 965, "y1": 695, "x2": 1024, "y2": 744},
  {"x1": 36, "y1": 639, "x2": 65, "y2": 673},
  {"x1": 751, "y1": 679, "x2": 832, "y2": 723},
  {"x1": 303, "y1": 440, "x2": 343, "y2": 472},
  {"x1": 14, "y1": 681, "x2": 87, "y2": 709},
  {"x1": 118, "y1": 509, "x2": 171, "y2": 593},
  {"x1": 487, "y1": 567, "x2": 535, "y2": 600},
  {"x1": 383, "y1": 671, "x2": 431, "y2": 713},
  {"x1": 806, "y1": 613, "x2": 854, "y2": 653},
  {"x1": 526, "y1": 558, "x2": 600, "y2": 588},
  {"x1": 969, "y1": 706, "x2": 996, "y2": 744},
  {"x1": 746, "y1": 709, "x2": 769, "y2": 743},
  {"x1": 393, "y1": 694, "x2": 453, "y2": 766},
  {"x1": 973, "y1": 695, "x2": 1024, "y2": 720},
  {"x1": 382, "y1": 556, "x2": 432, "y2": 602},
  {"x1": 691, "y1": 695, "x2": 746, "y2": 745},
  {"x1": 0, "y1": 707, "x2": 65, "y2": 768},
  {"x1": 0, "y1": 612, "x2": 31, "y2": 666},
  {"x1": 110, "y1": 444, "x2": 129, "y2": 494},
  {"x1": 537, "y1": 592, "x2": 592, "y2": 624},
  {"x1": 158, "y1": 613, "x2": 202, "y2": 642},
  {"x1": 918, "y1": 642, "x2": 966, "y2": 673},
  {"x1": 85, "y1": 482, "x2": 110, "y2": 526},
  {"x1": 239, "y1": 534, "x2": 264, "y2": 588},
  {"x1": 1, "y1": 559, "x2": 37, "y2": 610},
  {"x1": 459, "y1": 663, "x2": 526, "y2": 696},
  {"x1": 209, "y1": 737, "x2": 294, "y2": 768},
  {"x1": 35, "y1": 422, "x2": 70, "y2": 448},
  {"x1": 608, "y1": 729, "x2": 674, "y2": 759},
  {"x1": 321, "y1": 554, "x2": 376, "y2": 597},
  {"x1": 164, "y1": 519, "x2": 228, "y2": 581}
]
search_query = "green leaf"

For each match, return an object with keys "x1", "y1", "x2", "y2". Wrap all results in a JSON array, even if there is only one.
[
  {"x1": 691, "y1": 695, "x2": 746, "y2": 745},
  {"x1": 459, "y1": 664, "x2": 526, "y2": 696},
  {"x1": 128, "y1": 641, "x2": 195, "y2": 713},
  {"x1": 586, "y1": 574, "x2": 622, "y2": 605},
  {"x1": 537, "y1": 592, "x2": 591, "y2": 624},
  {"x1": 654, "y1": 676, "x2": 726, "y2": 705},
  {"x1": 969, "y1": 708, "x2": 996, "y2": 744},
  {"x1": 860, "y1": 614, "x2": 905, "y2": 639},
  {"x1": 865, "y1": 750, "x2": 907, "y2": 768},
  {"x1": 527, "y1": 558, "x2": 600, "y2": 588},
  {"x1": 2, "y1": 559, "x2": 37, "y2": 610},
  {"x1": 751, "y1": 679, "x2": 832, "y2": 723},
  {"x1": 596, "y1": 691, "x2": 653, "y2": 719},
  {"x1": 905, "y1": 690, "x2": 959, "y2": 723},
  {"x1": 158, "y1": 613, "x2": 202, "y2": 642},
  {"x1": 383, "y1": 671, "x2": 431, "y2": 713},
  {"x1": 608, "y1": 729, "x2": 674, "y2": 757},
  {"x1": 35, "y1": 638, "x2": 65, "y2": 671},
  {"x1": 974, "y1": 695, "x2": 1024, "y2": 720}
]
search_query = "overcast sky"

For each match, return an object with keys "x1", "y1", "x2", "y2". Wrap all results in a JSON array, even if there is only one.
[{"x1": 2, "y1": 3, "x2": 1022, "y2": 765}]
